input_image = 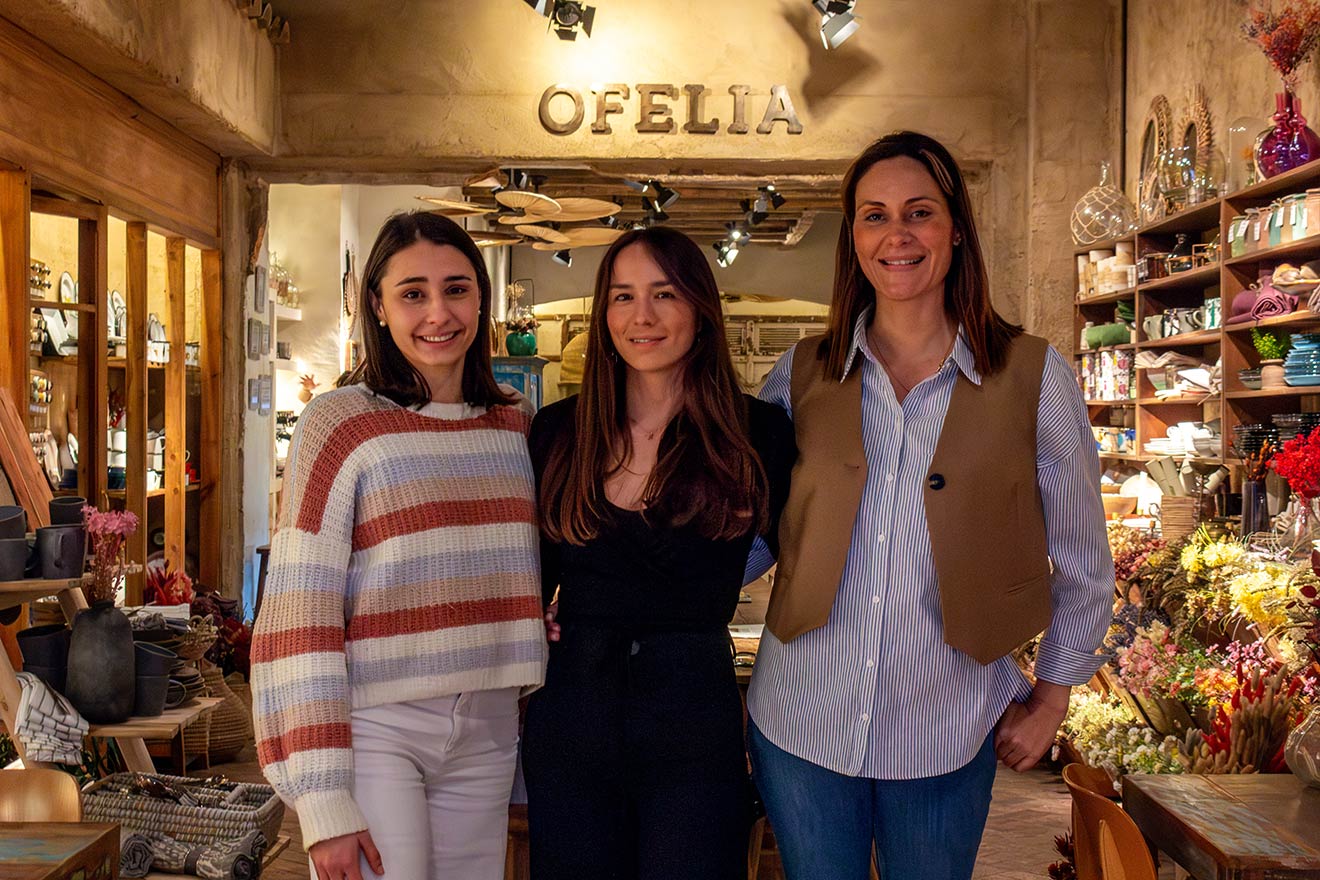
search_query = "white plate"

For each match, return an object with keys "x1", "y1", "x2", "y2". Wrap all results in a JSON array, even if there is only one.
[{"x1": 58, "y1": 271, "x2": 76, "y2": 304}]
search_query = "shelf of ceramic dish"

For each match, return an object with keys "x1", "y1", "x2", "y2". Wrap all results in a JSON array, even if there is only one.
[
  {"x1": 1138, "y1": 263, "x2": 1222, "y2": 293},
  {"x1": 1225, "y1": 387, "x2": 1320, "y2": 398},
  {"x1": 1097, "y1": 452, "x2": 1145, "y2": 462},
  {"x1": 1225, "y1": 231, "x2": 1320, "y2": 267},
  {"x1": 1138, "y1": 199, "x2": 1222, "y2": 237},
  {"x1": 1137, "y1": 395, "x2": 1215, "y2": 405},
  {"x1": 27, "y1": 299, "x2": 95, "y2": 313},
  {"x1": 1224, "y1": 310, "x2": 1320, "y2": 332},
  {"x1": 1076, "y1": 288, "x2": 1137, "y2": 306},
  {"x1": 1138, "y1": 329, "x2": 1221, "y2": 348},
  {"x1": 84, "y1": 696, "x2": 222, "y2": 740}
]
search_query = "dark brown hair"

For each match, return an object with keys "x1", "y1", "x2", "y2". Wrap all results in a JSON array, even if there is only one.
[
  {"x1": 344, "y1": 211, "x2": 513, "y2": 408},
  {"x1": 539, "y1": 227, "x2": 768, "y2": 544},
  {"x1": 822, "y1": 130, "x2": 1021, "y2": 379}
]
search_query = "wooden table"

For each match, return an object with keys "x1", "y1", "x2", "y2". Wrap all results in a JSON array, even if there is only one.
[
  {"x1": 1123, "y1": 774, "x2": 1320, "y2": 879},
  {"x1": 0, "y1": 821, "x2": 119, "y2": 879}
]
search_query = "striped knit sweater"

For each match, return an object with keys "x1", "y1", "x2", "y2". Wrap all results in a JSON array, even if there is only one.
[{"x1": 251, "y1": 385, "x2": 547, "y2": 848}]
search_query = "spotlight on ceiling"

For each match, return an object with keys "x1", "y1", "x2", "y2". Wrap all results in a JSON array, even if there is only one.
[
  {"x1": 726, "y1": 222, "x2": 750, "y2": 243},
  {"x1": 642, "y1": 196, "x2": 670, "y2": 223},
  {"x1": 598, "y1": 215, "x2": 621, "y2": 228},
  {"x1": 740, "y1": 198, "x2": 768, "y2": 226},
  {"x1": 760, "y1": 185, "x2": 787, "y2": 209},
  {"x1": 646, "y1": 180, "x2": 680, "y2": 210},
  {"x1": 813, "y1": 0, "x2": 860, "y2": 49},
  {"x1": 524, "y1": 0, "x2": 596, "y2": 40},
  {"x1": 712, "y1": 239, "x2": 740, "y2": 269},
  {"x1": 552, "y1": 249, "x2": 573, "y2": 267}
]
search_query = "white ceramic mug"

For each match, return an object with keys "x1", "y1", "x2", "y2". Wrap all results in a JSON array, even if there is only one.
[{"x1": 1143, "y1": 315, "x2": 1164, "y2": 340}]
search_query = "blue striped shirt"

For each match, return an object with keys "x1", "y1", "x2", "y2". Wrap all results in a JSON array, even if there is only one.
[{"x1": 745, "y1": 313, "x2": 1114, "y2": 779}]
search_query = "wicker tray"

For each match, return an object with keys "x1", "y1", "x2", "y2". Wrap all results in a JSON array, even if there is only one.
[{"x1": 82, "y1": 772, "x2": 284, "y2": 847}]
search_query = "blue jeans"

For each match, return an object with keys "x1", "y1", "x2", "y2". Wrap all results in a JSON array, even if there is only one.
[{"x1": 747, "y1": 720, "x2": 997, "y2": 880}]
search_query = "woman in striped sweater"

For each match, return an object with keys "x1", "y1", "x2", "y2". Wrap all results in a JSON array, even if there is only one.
[{"x1": 251, "y1": 212, "x2": 547, "y2": 880}]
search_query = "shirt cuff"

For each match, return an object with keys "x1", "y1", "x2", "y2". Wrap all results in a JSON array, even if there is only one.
[
  {"x1": 295, "y1": 789, "x2": 369, "y2": 849},
  {"x1": 1033, "y1": 637, "x2": 1106, "y2": 687}
]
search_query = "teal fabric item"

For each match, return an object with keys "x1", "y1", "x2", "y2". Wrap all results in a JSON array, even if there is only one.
[{"x1": 1084, "y1": 322, "x2": 1131, "y2": 349}]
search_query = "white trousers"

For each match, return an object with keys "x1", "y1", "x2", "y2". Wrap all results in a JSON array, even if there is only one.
[{"x1": 320, "y1": 689, "x2": 521, "y2": 880}]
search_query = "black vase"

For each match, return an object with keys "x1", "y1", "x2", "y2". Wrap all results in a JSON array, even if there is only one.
[{"x1": 65, "y1": 600, "x2": 136, "y2": 723}]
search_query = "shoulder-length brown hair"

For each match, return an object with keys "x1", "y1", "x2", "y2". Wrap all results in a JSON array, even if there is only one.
[
  {"x1": 822, "y1": 130, "x2": 1022, "y2": 379},
  {"x1": 343, "y1": 210, "x2": 513, "y2": 409},
  {"x1": 539, "y1": 227, "x2": 768, "y2": 544}
]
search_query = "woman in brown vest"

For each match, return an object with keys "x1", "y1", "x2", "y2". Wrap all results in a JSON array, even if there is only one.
[
  {"x1": 744, "y1": 131, "x2": 1113, "y2": 879},
  {"x1": 522, "y1": 226, "x2": 795, "y2": 879}
]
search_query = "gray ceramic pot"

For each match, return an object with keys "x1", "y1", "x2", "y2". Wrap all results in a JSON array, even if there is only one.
[{"x1": 64, "y1": 600, "x2": 135, "y2": 723}]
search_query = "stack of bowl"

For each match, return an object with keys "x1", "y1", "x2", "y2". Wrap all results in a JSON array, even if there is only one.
[
  {"x1": 1272, "y1": 412, "x2": 1320, "y2": 441},
  {"x1": 1232, "y1": 423, "x2": 1281, "y2": 458},
  {"x1": 1284, "y1": 333, "x2": 1320, "y2": 386}
]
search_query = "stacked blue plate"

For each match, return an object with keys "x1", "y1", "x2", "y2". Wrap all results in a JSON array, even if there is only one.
[
  {"x1": 1273, "y1": 412, "x2": 1320, "y2": 439},
  {"x1": 1232, "y1": 423, "x2": 1280, "y2": 457},
  {"x1": 1284, "y1": 334, "x2": 1320, "y2": 385}
]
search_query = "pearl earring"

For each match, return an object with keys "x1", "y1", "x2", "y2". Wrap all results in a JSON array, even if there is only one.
[{"x1": 378, "y1": 319, "x2": 386, "y2": 327}]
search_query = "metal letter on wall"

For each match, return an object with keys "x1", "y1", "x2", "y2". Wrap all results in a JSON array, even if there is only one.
[
  {"x1": 635, "y1": 84, "x2": 679, "y2": 134},
  {"x1": 539, "y1": 85, "x2": 585, "y2": 135},
  {"x1": 682, "y1": 85, "x2": 719, "y2": 134},
  {"x1": 727, "y1": 85, "x2": 751, "y2": 134},
  {"x1": 592, "y1": 84, "x2": 630, "y2": 134},
  {"x1": 757, "y1": 85, "x2": 804, "y2": 135}
]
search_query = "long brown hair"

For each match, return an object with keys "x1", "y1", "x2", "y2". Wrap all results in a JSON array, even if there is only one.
[
  {"x1": 539, "y1": 227, "x2": 768, "y2": 544},
  {"x1": 822, "y1": 130, "x2": 1021, "y2": 379},
  {"x1": 343, "y1": 211, "x2": 513, "y2": 409}
]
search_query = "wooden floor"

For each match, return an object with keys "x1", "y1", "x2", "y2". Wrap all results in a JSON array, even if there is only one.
[{"x1": 213, "y1": 747, "x2": 1081, "y2": 880}]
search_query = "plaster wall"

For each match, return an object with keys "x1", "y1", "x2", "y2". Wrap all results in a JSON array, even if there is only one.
[
  {"x1": 1124, "y1": 0, "x2": 1319, "y2": 201},
  {"x1": 0, "y1": 0, "x2": 278, "y2": 155}
]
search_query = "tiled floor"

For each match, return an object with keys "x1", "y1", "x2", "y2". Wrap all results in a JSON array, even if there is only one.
[{"x1": 215, "y1": 749, "x2": 1077, "y2": 879}]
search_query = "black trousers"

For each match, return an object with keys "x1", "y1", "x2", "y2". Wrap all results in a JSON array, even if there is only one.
[{"x1": 522, "y1": 624, "x2": 751, "y2": 880}]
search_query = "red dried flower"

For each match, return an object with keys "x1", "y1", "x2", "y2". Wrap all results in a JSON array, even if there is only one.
[
  {"x1": 1243, "y1": 0, "x2": 1320, "y2": 89},
  {"x1": 1270, "y1": 425, "x2": 1320, "y2": 499}
]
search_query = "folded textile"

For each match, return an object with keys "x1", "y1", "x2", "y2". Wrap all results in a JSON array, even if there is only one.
[
  {"x1": 142, "y1": 830, "x2": 267, "y2": 880},
  {"x1": 120, "y1": 833, "x2": 155, "y2": 879},
  {"x1": 1250, "y1": 288, "x2": 1298, "y2": 319},
  {"x1": 14, "y1": 671, "x2": 87, "y2": 764}
]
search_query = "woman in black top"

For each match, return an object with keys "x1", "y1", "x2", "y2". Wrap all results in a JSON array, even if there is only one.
[{"x1": 523, "y1": 227, "x2": 794, "y2": 880}]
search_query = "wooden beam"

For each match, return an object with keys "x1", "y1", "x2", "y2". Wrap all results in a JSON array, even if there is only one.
[
  {"x1": 0, "y1": 169, "x2": 29, "y2": 409},
  {"x1": 77, "y1": 207, "x2": 109, "y2": 506},
  {"x1": 199, "y1": 249, "x2": 222, "y2": 588},
  {"x1": 164, "y1": 237, "x2": 186, "y2": 574},
  {"x1": 124, "y1": 222, "x2": 147, "y2": 603}
]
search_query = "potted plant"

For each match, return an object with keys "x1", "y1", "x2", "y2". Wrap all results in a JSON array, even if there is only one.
[
  {"x1": 503, "y1": 279, "x2": 539, "y2": 356},
  {"x1": 1252, "y1": 327, "x2": 1291, "y2": 388},
  {"x1": 64, "y1": 506, "x2": 138, "y2": 723}
]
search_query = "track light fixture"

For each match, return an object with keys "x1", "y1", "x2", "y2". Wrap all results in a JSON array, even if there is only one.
[
  {"x1": 711, "y1": 239, "x2": 740, "y2": 269},
  {"x1": 761, "y1": 184, "x2": 787, "y2": 210},
  {"x1": 552, "y1": 249, "x2": 573, "y2": 266},
  {"x1": 641, "y1": 196, "x2": 670, "y2": 223},
  {"x1": 812, "y1": 0, "x2": 860, "y2": 49},
  {"x1": 741, "y1": 198, "x2": 769, "y2": 226},
  {"x1": 646, "y1": 180, "x2": 680, "y2": 210},
  {"x1": 524, "y1": 0, "x2": 596, "y2": 40}
]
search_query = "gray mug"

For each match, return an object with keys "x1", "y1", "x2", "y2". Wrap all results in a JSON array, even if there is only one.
[
  {"x1": 0, "y1": 505, "x2": 24, "y2": 539},
  {"x1": 0, "y1": 537, "x2": 29, "y2": 581},
  {"x1": 49, "y1": 496, "x2": 86, "y2": 526},
  {"x1": 37, "y1": 525, "x2": 85, "y2": 580}
]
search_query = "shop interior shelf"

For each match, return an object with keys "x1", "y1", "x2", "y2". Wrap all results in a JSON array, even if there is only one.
[
  {"x1": 1076, "y1": 344, "x2": 1137, "y2": 357},
  {"x1": 0, "y1": 566, "x2": 143, "y2": 612},
  {"x1": 27, "y1": 300, "x2": 96, "y2": 313},
  {"x1": 1097, "y1": 452, "x2": 1145, "y2": 461},
  {"x1": 105, "y1": 484, "x2": 200, "y2": 501},
  {"x1": 1225, "y1": 232, "x2": 1320, "y2": 267},
  {"x1": 84, "y1": 696, "x2": 222, "y2": 740},
  {"x1": 1138, "y1": 199, "x2": 1222, "y2": 236},
  {"x1": 1137, "y1": 263, "x2": 1221, "y2": 293},
  {"x1": 1227, "y1": 157, "x2": 1320, "y2": 202},
  {"x1": 273, "y1": 304, "x2": 302, "y2": 322},
  {"x1": 1137, "y1": 329, "x2": 1221, "y2": 347},
  {"x1": 1076, "y1": 287, "x2": 1137, "y2": 305},
  {"x1": 1224, "y1": 310, "x2": 1320, "y2": 333},
  {"x1": 1075, "y1": 237, "x2": 1132, "y2": 256},
  {"x1": 1137, "y1": 396, "x2": 1216, "y2": 405},
  {"x1": 1086, "y1": 399, "x2": 1135, "y2": 407},
  {"x1": 1225, "y1": 387, "x2": 1320, "y2": 398}
]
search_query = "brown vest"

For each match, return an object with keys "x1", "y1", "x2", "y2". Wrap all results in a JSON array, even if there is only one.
[{"x1": 765, "y1": 332, "x2": 1052, "y2": 665}]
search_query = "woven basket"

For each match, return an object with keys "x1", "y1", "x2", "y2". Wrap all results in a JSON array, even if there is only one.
[
  {"x1": 181, "y1": 702, "x2": 214, "y2": 760},
  {"x1": 173, "y1": 616, "x2": 219, "y2": 662},
  {"x1": 202, "y1": 665, "x2": 253, "y2": 763},
  {"x1": 82, "y1": 772, "x2": 284, "y2": 846}
]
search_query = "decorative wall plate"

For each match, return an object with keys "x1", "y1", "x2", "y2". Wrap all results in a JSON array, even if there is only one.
[
  {"x1": 1179, "y1": 83, "x2": 1216, "y2": 184},
  {"x1": 58, "y1": 271, "x2": 76, "y2": 304}
]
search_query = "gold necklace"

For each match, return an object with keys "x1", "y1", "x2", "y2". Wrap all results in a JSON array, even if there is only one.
[
  {"x1": 872, "y1": 330, "x2": 956, "y2": 398},
  {"x1": 629, "y1": 417, "x2": 669, "y2": 441}
]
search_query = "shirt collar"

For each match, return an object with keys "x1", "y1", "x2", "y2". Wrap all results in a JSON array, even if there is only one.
[{"x1": 841, "y1": 306, "x2": 982, "y2": 386}]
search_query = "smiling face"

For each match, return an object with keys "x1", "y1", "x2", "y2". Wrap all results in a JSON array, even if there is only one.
[
  {"x1": 371, "y1": 240, "x2": 481, "y2": 402},
  {"x1": 604, "y1": 242, "x2": 698, "y2": 385},
  {"x1": 851, "y1": 155, "x2": 958, "y2": 309}
]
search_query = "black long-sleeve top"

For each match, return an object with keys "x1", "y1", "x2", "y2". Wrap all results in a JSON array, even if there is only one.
[{"x1": 528, "y1": 394, "x2": 796, "y2": 633}]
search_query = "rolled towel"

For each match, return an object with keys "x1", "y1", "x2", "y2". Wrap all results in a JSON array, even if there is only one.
[
  {"x1": 120, "y1": 833, "x2": 155, "y2": 879},
  {"x1": 143, "y1": 830, "x2": 268, "y2": 880},
  {"x1": 1250, "y1": 287, "x2": 1299, "y2": 319}
]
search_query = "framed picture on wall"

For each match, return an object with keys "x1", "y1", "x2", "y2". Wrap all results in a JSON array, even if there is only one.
[
  {"x1": 247, "y1": 378, "x2": 259, "y2": 411},
  {"x1": 258, "y1": 373, "x2": 273, "y2": 416},
  {"x1": 254, "y1": 265, "x2": 268, "y2": 312},
  {"x1": 247, "y1": 318, "x2": 265, "y2": 360}
]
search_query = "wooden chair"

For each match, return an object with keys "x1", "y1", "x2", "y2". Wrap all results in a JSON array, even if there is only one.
[
  {"x1": 1062, "y1": 764, "x2": 1156, "y2": 880},
  {"x1": 0, "y1": 768, "x2": 82, "y2": 821},
  {"x1": 1098, "y1": 818, "x2": 1157, "y2": 880}
]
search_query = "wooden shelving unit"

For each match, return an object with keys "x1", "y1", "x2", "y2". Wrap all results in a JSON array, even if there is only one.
[{"x1": 1072, "y1": 156, "x2": 1320, "y2": 473}]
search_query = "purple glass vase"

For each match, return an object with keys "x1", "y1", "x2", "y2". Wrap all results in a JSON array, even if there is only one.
[{"x1": 1256, "y1": 90, "x2": 1320, "y2": 179}]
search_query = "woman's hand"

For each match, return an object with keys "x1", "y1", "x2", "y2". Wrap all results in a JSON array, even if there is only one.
[
  {"x1": 309, "y1": 830, "x2": 383, "y2": 880},
  {"x1": 544, "y1": 602, "x2": 561, "y2": 643},
  {"x1": 994, "y1": 680, "x2": 1071, "y2": 771}
]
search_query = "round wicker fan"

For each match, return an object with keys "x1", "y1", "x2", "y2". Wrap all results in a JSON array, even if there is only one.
[
  {"x1": 526, "y1": 197, "x2": 620, "y2": 222},
  {"x1": 470, "y1": 230, "x2": 523, "y2": 247},
  {"x1": 561, "y1": 227, "x2": 626, "y2": 247},
  {"x1": 496, "y1": 190, "x2": 561, "y2": 214},
  {"x1": 517, "y1": 224, "x2": 571, "y2": 244},
  {"x1": 415, "y1": 196, "x2": 492, "y2": 217},
  {"x1": 532, "y1": 241, "x2": 577, "y2": 251}
]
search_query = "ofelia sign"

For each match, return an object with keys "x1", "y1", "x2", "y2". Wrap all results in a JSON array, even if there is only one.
[{"x1": 538, "y1": 84, "x2": 803, "y2": 135}]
